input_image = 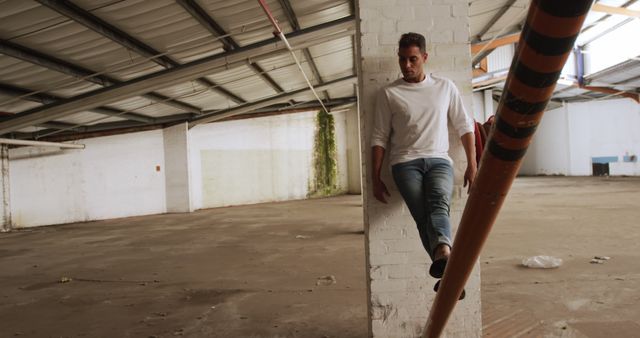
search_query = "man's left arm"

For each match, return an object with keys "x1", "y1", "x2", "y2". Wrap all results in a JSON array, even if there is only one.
[{"x1": 460, "y1": 132, "x2": 476, "y2": 193}]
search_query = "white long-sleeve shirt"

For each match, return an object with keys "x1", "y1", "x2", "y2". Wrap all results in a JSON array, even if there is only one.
[{"x1": 371, "y1": 74, "x2": 474, "y2": 166}]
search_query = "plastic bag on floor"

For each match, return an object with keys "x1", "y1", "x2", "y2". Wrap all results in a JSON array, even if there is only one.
[{"x1": 522, "y1": 255, "x2": 562, "y2": 269}]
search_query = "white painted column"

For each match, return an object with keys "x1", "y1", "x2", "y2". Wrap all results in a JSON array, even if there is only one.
[
  {"x1": 483, "y1": 89, "x2": 493, "y2": 122},
  {"x1": 163, "y1": 122, "x2": 193, "y2": 213},
  {"x1": 1, "y1": 145, "x2": 11, "y2": 232},
  {"x1": 357, "y1": 0, "x2": 482, "y2": 337},
  {"x1": 346, "y1": 105, "x2": 363, "y2": 194}
]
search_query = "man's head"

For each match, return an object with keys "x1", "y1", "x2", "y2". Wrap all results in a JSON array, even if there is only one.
[{"x1": 398, "y1": 33, "x2": 428, "y2": 83}]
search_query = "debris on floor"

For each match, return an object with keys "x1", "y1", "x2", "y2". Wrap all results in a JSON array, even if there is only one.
[
  {"x1": 590, "y1": 256, "x2": 611, "y2": 264},
  {"x1": 295, "y1": 235, "x2": 310, "y2": 239},
  {"x1": 316, "y1": 275, "x2": 336, "y2": 286},
  {"x1": 521, "y1": 255, "x2": 562, "y2": 269},
  {"x1": 59, "y1": 277, "x2": 73, "y2": 283}
]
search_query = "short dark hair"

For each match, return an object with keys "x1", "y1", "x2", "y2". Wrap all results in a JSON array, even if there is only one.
[{"x1": 398, "y1": 32, "x2": 426, "y2": 53}]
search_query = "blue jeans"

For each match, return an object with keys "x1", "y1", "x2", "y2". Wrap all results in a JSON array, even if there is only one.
[{"x1": 392, "y1": 158, "x2": 454, "y2": 261}]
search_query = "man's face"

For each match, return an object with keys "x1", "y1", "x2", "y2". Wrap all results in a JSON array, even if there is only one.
[{"x1": 398, "y1": 46, "x2": 428, "y2": 82}]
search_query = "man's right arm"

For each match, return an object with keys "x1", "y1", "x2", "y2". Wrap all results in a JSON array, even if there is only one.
[
  {"x1": 371, "y1": 88, "x2": 392, "y2": 203},
  {"x1": 371, "y1": 145, "x2": 390, "y2": 203}
]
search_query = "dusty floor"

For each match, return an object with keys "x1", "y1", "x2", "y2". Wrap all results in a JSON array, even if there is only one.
[{"x1": 1, "y1": 177, "x2": 639, "y2": 337}]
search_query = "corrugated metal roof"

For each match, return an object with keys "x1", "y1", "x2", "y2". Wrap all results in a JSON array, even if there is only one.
[
  {"x1": 3, "y1": 0, "x2": 636, "y2": 139},
  {"x1": 0, "y1": 0, "x2": 357, "y2": 139}
]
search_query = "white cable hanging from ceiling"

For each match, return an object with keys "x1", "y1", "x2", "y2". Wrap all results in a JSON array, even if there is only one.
[{"x1": 257, "y1": 0, "x2": 330, "y2": 114}]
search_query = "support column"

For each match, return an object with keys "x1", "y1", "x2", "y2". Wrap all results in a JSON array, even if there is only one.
[
  {"x1": 483, "y1": 89, "x2": 494, "y2": 121},
  {"x1": 163, "y1": 122, "x2": 193, "y2": 213},
  {"x1": 346, "y1": 105, "x2": 362, "y2": 194},
  {"x1": 357, "y1": 1, "x2": 482, "y2": 337},
  {"x1": 1, "y1": 145, "x2": 11, "y2": 232}
]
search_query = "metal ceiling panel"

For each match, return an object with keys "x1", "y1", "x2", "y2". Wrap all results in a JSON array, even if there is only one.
[
  {"x1": 0, "y1": 0, "x2": 66, "y2": 40},
  {"x1": 196, "y1": 0, "x2": 293, "y2": 47},
  {"x1": 0, "y1": 95, "x2": 40, "y2": 114},
  {"x1": 257, "y1": 50, "x2": 305, "y2": 72},
  {"x1": 0, "y1": 56, "x2": 103, "y2": 97},
  {"x1": 326, "y1": 80, "x2": 355, "y2": 98},
  {"x1": 205, "y1": 64, "x2": 277, "y2": 102},
  {"x1": 55, "y1": 111, "x2": 125, "y2": 125},
  {"x1": 103, "y1": 96, "x2": 180, "y2": 118},
  {"x1": 307, "y1": 36, "x2": 352, "y2": 78},
  {"x1": 72, "y1": 0, "x2": 226, "y2": 64},
  {"x1": 5, "y1": 5, "x2": 166, "y2": 82},
  {"x1": 292, "y1": 0, "x2": 351, "y2": 29},
  {"x1": 152, "y1": 81, "x2": 228, "y2": 111},
  {"x1": 262, "y1": 62, "x2": 316, "y2": 92},
  {"x1": 478, "y1": 1, "x2": 528, "y2": 40}
]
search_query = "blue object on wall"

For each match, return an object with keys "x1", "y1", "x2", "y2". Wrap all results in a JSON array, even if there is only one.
[{"x1": 623, "y1": 155, "x2": 637, "y2": 163}]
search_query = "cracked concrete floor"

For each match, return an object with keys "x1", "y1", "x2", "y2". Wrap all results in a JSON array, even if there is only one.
[{"x1": 1, "y1": 177, "x2": 639, "y2": 337}]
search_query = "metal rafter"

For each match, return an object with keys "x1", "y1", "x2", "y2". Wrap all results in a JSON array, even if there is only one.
[
  {"x1": 276, "y1": 0, "x2": 328, "y2": 99},
  {"x1": 581, "y1": 0, "x2": 639, "y2": 34},
  {"x1": 12, "y1": 97, "x2": 356, "y2": 141},
  {"x1": 175, "y1": 0, "x2": 285, "y2": 93},
  {"x1": 0, "y1": 82, "x2": 155, "y2": 124},
  {"x1": 0, "y1": 38, "x2": 201, "y2": 115},
  {"x1": 580, "y1": 17, "x2": 635, "y2": 47},
  {"x1": 0, "y1": 16, "x2": 356, "y2": 135},
  {"x1": 474, "y1": 0, "x2": 520, "y2": 42},
  {"x1": 191, "y1": 75, "x2": 356, "y2": 126},
  {"x1": 36, "y1": 0, "x2": 246, "y2": 104}
]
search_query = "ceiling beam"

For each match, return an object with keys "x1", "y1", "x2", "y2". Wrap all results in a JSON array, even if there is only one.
[
  {"x1": 591, "y1": 3, "x2": 640, "y2": 18},
  {"x1": 581, "y1": 0, "x2": 638, "y2": 34},
  {"x1": 474, "y1": 0, "x2": 519, "y2": 42},
  {"x1": 0, "y1": 82, "x2": 155, "y2": 124},
  {"x1": 580, "y1": 84, "x2": 640, "y2": 103},
  {"x1": 0, "y1": 38, "x2": 201, "y2": 114},
  {"x1": 579, "y1": 17, "x2": 635, "y2": 47},
  {"x1": 0, "y1": 16, "x2": 355, "y2": 135},
  {"x1": 13, "y1": 98, "x2": 355, "y2": 141},
  {"x1": 471, "y1": 32, "x2": 520, "y2": 55},
  {"x1": 190, "y1": 75, "x2": 357, "y2": 126},
  {"x1": 175, "y1": 0, "x2": 285, "y2": 93},
  {"x1": 36, "y1": 0, "x2": 246, "y2": 104}
]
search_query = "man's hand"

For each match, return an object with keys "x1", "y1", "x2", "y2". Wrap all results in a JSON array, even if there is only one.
[
  {"x1": 463, "y1": 163, "x2": 477, "y2": 194},
  {"x1": 373, "y1": 179, "x2": 391, "y2": 203}
]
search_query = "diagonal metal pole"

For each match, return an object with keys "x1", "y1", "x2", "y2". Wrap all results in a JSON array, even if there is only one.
[
  {"x1": 256, "y1": 0, "x2": 330, "y2": 114},
  {"x1": 422, "y1": 1, "x2": 594, "y2": 337}
]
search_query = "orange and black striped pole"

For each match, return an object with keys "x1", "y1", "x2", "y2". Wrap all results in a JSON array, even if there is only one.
[{"x1": 422, "y1": 1, "x2": 594, "y2": 337}]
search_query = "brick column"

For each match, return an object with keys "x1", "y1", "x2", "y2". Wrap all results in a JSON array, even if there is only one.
[{"x1": 356, "y1": 1, "x2": 482, "y2": 336}]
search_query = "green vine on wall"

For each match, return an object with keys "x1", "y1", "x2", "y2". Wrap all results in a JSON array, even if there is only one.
[{"x1": 309, "y1": 110, "x2": 339, "y2": 197}]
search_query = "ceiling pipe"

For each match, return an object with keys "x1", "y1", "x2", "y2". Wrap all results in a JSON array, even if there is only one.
[
  {"x1": 422, "y1": 1, "x2": 594, "y2": 337},
  {"x1": 0, "y1": 138, "x2": 85, "y2": 149},
  {"x1": 256, "y1": 0, "x2": 330, "y2": 113}
]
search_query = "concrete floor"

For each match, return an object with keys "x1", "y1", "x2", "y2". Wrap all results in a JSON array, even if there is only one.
[{"x1": 1, "y1": 177, "x2": 639, "y2": 337}]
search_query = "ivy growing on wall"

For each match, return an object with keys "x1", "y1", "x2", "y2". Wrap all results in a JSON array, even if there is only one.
[{"x1": 309, "y1": 110, "x2": 339, "y2": 197}]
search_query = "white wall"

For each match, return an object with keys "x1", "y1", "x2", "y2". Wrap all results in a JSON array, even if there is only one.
[
  {"x1": 189, "y1": 110, "x2": 350, "y2": 210},
  {"x1": 10, "y1": 130, "x2": 167, "y2": 228},
  {"x1": 9, "y1": 109, "x2": 356, "y2": 228},
  {"x1": 520, "y1": 106, "x2": 571, "y2": 175},
  {"x1": 520, "y1": 98, "x2": 640, "y2": 176},
  {"x1": 333, "y1": 109, "x2": 350, "y2": 194}
]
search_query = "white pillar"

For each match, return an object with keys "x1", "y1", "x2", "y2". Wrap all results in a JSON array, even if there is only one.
[
  {"x1": 1, "y1": 145, "x2": 11, "y2": 232},
  {"x1": 357, "y1": 1, "x2": 482, "y2": 336},
  {"x1": 483, "y1": 89, "x2": 493, "y2": 121},
  {"x1": 163, "y1": 122, "x2": 193, "y2": 213},
  {"x1": 346, "y1": 105, "x2": 363, "y2": 194}
]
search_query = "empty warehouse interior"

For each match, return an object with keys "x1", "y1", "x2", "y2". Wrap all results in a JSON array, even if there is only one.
[{"x1": 0, "y1": 0, "x2": 639, "y2": 337}]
